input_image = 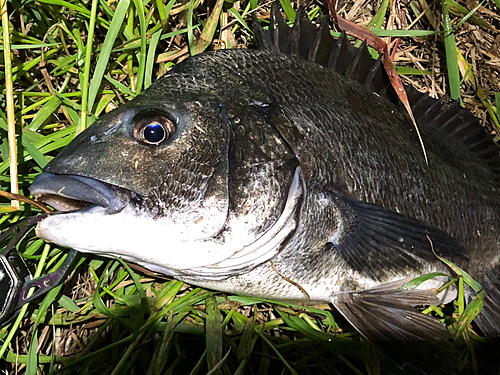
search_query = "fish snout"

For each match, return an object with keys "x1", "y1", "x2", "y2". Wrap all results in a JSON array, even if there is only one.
[{"x1": 30, "y1": 173, "x2": 128, "y2": 214}]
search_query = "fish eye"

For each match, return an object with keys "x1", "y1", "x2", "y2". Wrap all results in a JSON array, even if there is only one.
[
  {"x1": 132, "y1": 110, "x2": 176, "y2": 145},
  {"x1": 143, "y1": 122, "x2": 166, "y2": 144}
]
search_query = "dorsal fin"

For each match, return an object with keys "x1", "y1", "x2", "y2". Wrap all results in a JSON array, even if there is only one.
[
  {"x1": 252, "y1": 5, "x2": 500, "y2": 175},
  {"x1": 406, "y1": 86, "x2": 500, "y2": 174},
  {"x1": 291, "y1": 7, "x2": 317, "y2": 59},
  {"x1": 252, "y1": 5, "x2": 396, "y2": 102}
]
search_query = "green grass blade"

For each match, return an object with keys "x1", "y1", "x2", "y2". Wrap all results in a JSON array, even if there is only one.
[
  {"x1": 78, "y1": 0, "x2": 100, "y2": 134},
  {"x1": 279, "y1": 0, "x2": 296, "y2": 22},
  {"x1": 17, "y1": 96, "x2": 51, "y2": 118},
  {"x1": 237, "y1": 312, "x2": 256, "y2": 360},
  {"x1": 21, "y1": 136, "x2": 49, "y2": 168},
  {"x1": 104, "y1": 75, "x2": 137, "y2": 97},
  {"x1": 495, "y1": 92, "x2": 500, "y2": 125},
  {"x1": 116, "y1": 258, "x2": 147, "y2": 299},
  {"x1": 36, "y1": 0, "x2": 89, "y2": 19},
  {"x1": 155, "y1": 0, "x2": 167, "y2": 24},
  {"x1": 187, "y1": 0, "x2": 196, "y2": 56},
  {"x1": 163, "y1": 0, "x2": 177, "y2": 23},
  {"x1": 132, "y1": 0, "x2": 147, "y2": 94},
  {"x1": 229, "y1": 7, "x2": 251, "y2": 32},
  {"x1": 454, "y1": 291, "x2": 484, "y2": 340},
  {"x1": 58, "y1": 294, "x2": 80, "y2": 313},
  {"x1": 88, "y1": 0, "x2": 130, "y2": 112},
  {"x1": 148, "y1": 310, "x2": 190, "y2": 375},
  {"x1": 396, "y1": 67, "x2": 432, "y2": 75},
  {"x1": 8, "y1": 43, "x2": 60, "y2": 50},
  {"x1": 442, "y1": 0, "x2": 461, "y2": 100},
  {"x1": 34, "y1": 284, "x2": 64, "y2": 327},
  {"x1": 26, "y1": 329, "x2": 38, "y2": 375},
  {"x1": 205, "y1": 296, "x2": 223, "y2": 374},
  {"x1": 254, "y1": 328, "x2": 299, "y2": 375},
  {"x1": 11, "y1": 49, "x2": 57, "y2": 81},
  {"x1": 372, "y1": 29, "x2": 437, "y2": 37},
  {"x1": 437, "y1": 255, "x2": 482, "y2": 293},
  {"x1": 27, "y1": 96, "x2": 62, "y2": 131},
  {"x1": 447, "y1": 0, "x2": 489, "y2": 29},
  {"x1": 195, "y1": 0, "x2": 224, "y2": 54},
  {"x1": 403, "y1": 272, "x2": 451, "y2": 289},
  {"x1": 93, "y1": 94, "x2": 112, "y2": 117},
  {"x1": 145, "y1": 29, "x2": 162, "y2": 89},
  {"x1": 453, "y1": 0, "x2": 484, "y2": 29},
  {"x1": 367, "y1": 0, "x2": 389, "y2": 29}
]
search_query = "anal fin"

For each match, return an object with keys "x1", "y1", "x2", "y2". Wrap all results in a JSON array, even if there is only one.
[
  {"x1": 332, "y1": 279, "x2": 458, "y2": 374},
  {"x1": 474, "y1": 263, "x2": 500, "y2": 338}
]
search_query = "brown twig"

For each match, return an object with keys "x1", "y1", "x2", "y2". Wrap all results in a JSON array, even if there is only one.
[
  {"x1": 0, "y1": 190, "x2": 53, "y2": 213},
  {"x1": 328, "y1": 0, "x2": 429, "y2": 165},
  {"x1": 270, "y1": 260, "x2": 311, "y2": 305}
]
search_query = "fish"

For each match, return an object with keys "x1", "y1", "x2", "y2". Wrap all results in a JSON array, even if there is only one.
[{"x1": 29, "y1": 4, "x2": 500, "y2": 373}]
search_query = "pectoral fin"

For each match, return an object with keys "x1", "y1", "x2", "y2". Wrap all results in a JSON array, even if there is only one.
[
  {"x1": 330, "y1": 192, "x2": 467, "y2": 281},
  {"x1": 332, "y1": 279, "x2": 458, "y2": 374}
]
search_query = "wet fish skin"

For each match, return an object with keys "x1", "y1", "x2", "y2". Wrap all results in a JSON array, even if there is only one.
[
  {"x1": 36, "y1": 45, "x2": 498, "y2": 310},
  {"x1": 29, "y1": 10, "x2": 500, "y2": 373}
]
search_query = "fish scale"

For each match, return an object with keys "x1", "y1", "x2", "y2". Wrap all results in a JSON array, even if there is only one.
[{"x1": 26, "y1": 4, "x2": 500, "y2": 374}]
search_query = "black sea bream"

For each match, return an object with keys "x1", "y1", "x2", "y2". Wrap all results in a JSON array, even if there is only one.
[{"x1": 29, "y1": 5, "x2": 500, "y2": 373}]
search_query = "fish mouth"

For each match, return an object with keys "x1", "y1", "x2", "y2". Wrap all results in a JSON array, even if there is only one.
[{"x1": 30, "y1": 172, "x2": 128, "y2": 214}]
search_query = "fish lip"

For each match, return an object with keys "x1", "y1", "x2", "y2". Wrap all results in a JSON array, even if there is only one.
[{"x1": 30, "y1": 172, "x2": 128, "y2": 214}]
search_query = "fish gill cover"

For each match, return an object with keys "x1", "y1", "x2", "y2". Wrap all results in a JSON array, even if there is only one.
[{"x1": 1, "y1": 1, "x2": 500, "y2": 375}]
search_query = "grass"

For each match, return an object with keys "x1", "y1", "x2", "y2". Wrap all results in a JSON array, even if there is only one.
[{"x1": 0, "y1": 0, "x2": 499, "y2": 374}]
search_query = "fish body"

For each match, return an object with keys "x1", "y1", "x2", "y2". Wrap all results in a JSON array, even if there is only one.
[{"x1": 30, "y1": 6, "x2": 500, "y2": 372}]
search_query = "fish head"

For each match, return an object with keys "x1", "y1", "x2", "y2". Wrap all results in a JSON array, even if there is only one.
[
  {"x1": 32, "y1": 75, "x2": 235, "y2": 274},
  {"x1": 31, "y1": 58, "x2": 304, "y2": 279},
  {"x1": 45, "y1": 94, "x2": 230, "y2": 200}
]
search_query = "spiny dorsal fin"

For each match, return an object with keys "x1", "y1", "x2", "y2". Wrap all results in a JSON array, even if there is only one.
[
  {"x1": 291, "y1": 7, "x2": 317, "y2": 59},
  {"x1": 270, "y1": 3, "x2": 291, "y2": 55},
  {"x1": 406, "y1": 86, "x2": 500, "y2": 174},
  {"x1": 252, "y1": 5, "x2": 500, "y2": 175},
  {"x1": 252, "y1": 5, "x2": 394, "y2": 101}
]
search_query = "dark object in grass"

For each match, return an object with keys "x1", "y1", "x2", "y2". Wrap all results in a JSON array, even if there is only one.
[
  {"x1": 25, "y1": 4, "x2": 500, "y2": 374},
  {"x1": 0, "y1": 215, "x2": 78, "y2": 326}
]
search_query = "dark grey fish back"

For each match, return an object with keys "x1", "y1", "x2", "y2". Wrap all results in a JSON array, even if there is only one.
[{"x1": 252, "y1": 3, "x2": 500, "y2": 178}]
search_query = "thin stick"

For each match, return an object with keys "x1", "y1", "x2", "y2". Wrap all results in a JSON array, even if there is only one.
[
  {"x1": 328, "y1": 0, "x2": 429, "y2": 165},
  {"x1": 1, "y1": 0, "x2": 19, "y2": 210},
  {"x1": 270, "y1": 260, "x2": 311, "y2": 305},
  {"x1": 0, "y1": 190, "x2": 52, "y2": 213}
]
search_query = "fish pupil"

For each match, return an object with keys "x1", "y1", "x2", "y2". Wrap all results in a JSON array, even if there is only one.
[{"x1": 143, "y1": 122, "x2": 165, "y2": 144}]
